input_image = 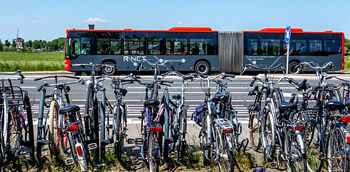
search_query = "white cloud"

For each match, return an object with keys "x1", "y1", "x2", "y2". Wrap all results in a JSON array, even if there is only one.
[
  {"x1": 176, "y1": 21, "x2": 183, "y2": 25},
  {"x1": 84, "y1": 17, "x2": 107, "y2": 23},
  {"x1": 31, "y1": 20, "x2": 38, "y2": 24}
]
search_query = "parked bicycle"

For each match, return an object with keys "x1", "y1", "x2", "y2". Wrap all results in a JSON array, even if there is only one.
[
  {"x1": 161, "y1": 71, "x2": 196, "y2": 160},
  {"x1": 72, "y1": 63, "x2": 115, "y2": 162},
  {"x1": 35, "y1": 75, "x2": 90, "y2": 171},
  {"x1": 131, "y1": 56, "x2": 184, "y2": 172},
  {"x1": 192, "y1": 72, "x2": 247, "y2": 172},
  {"x1": 0, "y1": 71, "x2": 34, "y2": 168}
]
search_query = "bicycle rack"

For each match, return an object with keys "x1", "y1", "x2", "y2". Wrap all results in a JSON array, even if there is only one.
[
  {"x1": 64, "y1": 158, "x2": 75, "y2": 166},
  {"x1": 88, "y1": 143, "x2": 97, "y2": 150}
]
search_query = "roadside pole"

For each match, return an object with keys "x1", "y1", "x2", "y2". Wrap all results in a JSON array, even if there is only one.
[{"x1": 285, "y1": 26, "x2": 291, "y2": 74}]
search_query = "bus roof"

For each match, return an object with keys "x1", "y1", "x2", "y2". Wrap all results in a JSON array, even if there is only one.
[
  {"x1": 66, "y1": 27, "x2": 218, "y2": 34},
  {"x1": 244, "y1": 28, "x2": 344, "y2": 34}
]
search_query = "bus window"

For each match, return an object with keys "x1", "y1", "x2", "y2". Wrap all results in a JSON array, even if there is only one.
[
  {"x1": 124, "y1": 37, "x2": 145, "y2": 55},
  {"x1": 309, "y1": 40, "x2": 322, "y2": 55},
  {"x1": 110, "y1": 39, "x2": 121, "y2": 55},
  {"x1": 259, "y1": 39, "x2": 281, "y2": 56},
  {"x1": 166, "y1": 39, "x2": 187, "y2": 55},
  {"x1": 81, "y1": 37, "x2": 91, "y2": 55},
  {"x1": 324, "y1": 39, "x2": 341, "y2": 55},
  {"x1": 245, "y1": 39, "x2": 258, "y2": 55},
  {"x1": 97, "y1": 38, "x2": 111, "y2": 55},
  {"x1": 283, "y1": 39, "x2": 307, "y2": 56},
  {"x1": 190, "y1": 39, "x2": 216, "y2": 55},
  {"x1": 69, "y1": 38, "x2": 81, "y2": 58},
  {"x1": 148, "y1": 38, "x2": 161, "y2": 55}
]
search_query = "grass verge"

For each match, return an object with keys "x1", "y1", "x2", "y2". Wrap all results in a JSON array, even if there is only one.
[{"x1": 0, "y1": 52, "x2": 64, "y2": 72}]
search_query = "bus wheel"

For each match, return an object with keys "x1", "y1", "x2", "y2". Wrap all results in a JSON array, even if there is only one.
[
  {"x1": 194, "y1": 61, "x2": 210, "y2": 75},
  {"x1": 288, "y1": 61, "x2": 301, "y2": 74},
  {"x1": 102, "y1": 62, "x2": 116, "y2": 75}
]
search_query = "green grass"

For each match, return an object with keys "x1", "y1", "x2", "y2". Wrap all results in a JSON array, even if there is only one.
[
  {"x1": 345, "y1": 58, "x2": 350, "y2": 71},
  {"x1": 0, "y1": 52, "x2": 64, "y2": 72}
]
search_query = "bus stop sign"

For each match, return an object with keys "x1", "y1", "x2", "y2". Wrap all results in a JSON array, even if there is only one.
[{"x1": 285, "y1": 26, "x2": 291, "y2": 43}]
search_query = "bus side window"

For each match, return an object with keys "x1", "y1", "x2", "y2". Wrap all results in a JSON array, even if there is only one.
[
  {"x1": 69, "y1": 38, "x2": 81, "y2": 58},
  {"x1": 324, "y1": 40, "x2": 341, "y2": 55},
  {"x1": 309, "y1": 40, "x2": 322, "y2": 56},
  {"x1": 124, "y1": 38, "x2": 145, "y2": 55},
  {"x1": 148, "y1": 38, "x2": 161, "y2": 55},
  {"x1": 259, "y1": 39, "x2": 281, "y2": 56},
  {"x1": 110, "y1": 39, "x2": 121, "y2": 55},
  {"x1": 166, "y1": 39, "x2": 187, "y2": 55},
  {"x1": 245, "y1": 39, "x2": 258, "y2": 55},
  {"x1": 81, "y1": 37, "x2": 91, "y2": 55},
  {"x1": 190, "y1": 39, "x2": 215, "y2": 55},
  {"x1": 97, "y1": 38, "x2": 111, "y2": 55}
]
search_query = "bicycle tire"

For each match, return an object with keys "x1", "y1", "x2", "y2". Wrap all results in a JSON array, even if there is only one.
[
  {"x1": 48, "y1": 100, "x2": 61, "y2": 158},
  {"x1": 305, "y1": 122, "x2": 324, "y2": 172},
  {"x1": 215, "y1": 127, "x2": 234, "y2": 172},
  {"x1": 148, "y1": 132, "x2": 160, "y2": 172},
  {"x1": 284, "y1": 126, "x2": 307, "y2": 172},
  {"x1": 178, "y1": 106, "x2": 187, "y2": 159},
  {"x1": 201, "y1": 109, "x2": 211, "y2": 165},
  {"x1": 23, "y1": 92, "x2": 35, "y2": 162},
  {"x1": 327, "y1": 125, "x2": 349, "y2": 172},
  {"x1": 248, "y1": 105, "x2": 261, "y2": 151},
  {"x1": 261, "y1": 110, "x2": 275, "y2": 162},
  {"x1": 114, "y1": 106, "x2": 123, "y2": 160}
]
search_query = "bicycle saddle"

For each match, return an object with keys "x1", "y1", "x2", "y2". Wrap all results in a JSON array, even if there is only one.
[
  {"x1": 59, "y1": 104, "x2": 80, "y2": 114},
  {"x1": 325, "y1": 100, "x2": 345, "y2": 112},
  {"x1": 279, "y1": 101, "x2": 297, "y2": 112},
  {"x1": 144, "y1": 99, "x2": 160, "y2": 107},
  {"x1": 297, "y1": 79, "x2": 310, "y2": 91},
  {"x1": 172, "y1": 94, "x2": 181, "y2": 100}
]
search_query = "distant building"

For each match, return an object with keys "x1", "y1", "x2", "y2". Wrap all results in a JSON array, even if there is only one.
[{"x1": 16, "y1": 37, "x2": 24, "y2": 51}]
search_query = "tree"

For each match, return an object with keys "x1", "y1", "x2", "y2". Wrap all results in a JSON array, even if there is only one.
[
  {"x1": 345, "y1": 38, "x2": 349, "y2": 56},
  {"x1": 26, "y1": 40, "x2": 32, "y2": 48},
  {"x1": 0, "y1": 39, "x2": 3, "y2": 51},
  {"x1": 32, "y1": 40, "x2": 41, "y2": 49},
  {"x1": 12, "y1": 40, "x2": 16, "y2": 47},
  {"x1": 4, "y1": 40, "x2": 10, "y2": 47}
]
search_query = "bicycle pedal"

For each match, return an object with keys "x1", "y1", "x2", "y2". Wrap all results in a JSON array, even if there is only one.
[
  {"x1": 64, "y1": 158, "x2": 75, "y2": 166},
  {"x1": 127, "y1": 138, "x2": 135, "y2": 144},
  {"x1": 269, "y1": 162, "x2": 278, "y2": 169},
  {"x1": 88, "y1": 143, "x2": 98, "y2": 150}
]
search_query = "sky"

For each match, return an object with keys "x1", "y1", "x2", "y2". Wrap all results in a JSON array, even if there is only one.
[{"x1": 0, "y1": 0, "x2": 348, "y2": 41}]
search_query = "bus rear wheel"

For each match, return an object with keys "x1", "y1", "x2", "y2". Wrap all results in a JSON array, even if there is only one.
[
  {"x1": 288, "y1": 61, "x2": 301, "y2": 74},
  {"x1": 102, "y1": 62, "x2": 116, "y2": 75},
  {"x1": 194, "y1": 61, "x2": 210, "y2": 75}
]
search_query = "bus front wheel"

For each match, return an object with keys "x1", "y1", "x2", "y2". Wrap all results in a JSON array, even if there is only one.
[
  {"x1": 102, "y1": 62, "x2": 116, "y2": 75},
  {"x1": 194, "y1": 61, "x2": 210, "y2": 75},
  {"x1": 288, "y1": 61, "x2": 301, "y2": 74}
]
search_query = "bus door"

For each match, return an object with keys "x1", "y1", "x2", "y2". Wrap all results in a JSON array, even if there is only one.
[{"x1": 67, "y1": 37, "x2": 94, "y2": 71}]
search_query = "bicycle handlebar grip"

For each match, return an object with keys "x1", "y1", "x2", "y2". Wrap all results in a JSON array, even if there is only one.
[
  {"x1": 250, "y1": 77, "x2": 257, "y2": 87},
  {"x1": 37, "y1": 83, "x2": 48, "y2": 92}
]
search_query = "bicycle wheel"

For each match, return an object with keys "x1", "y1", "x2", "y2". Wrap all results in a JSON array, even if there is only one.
[
  {"x1": 284, "y1": 126, "x2": 307, "y2": 172},
  {"x1": 114, "y1": 105, "x2": 123, "y2": 160},
  {"x1": 85, "y1": 87, "x2": 99, "y2": 161},
  {"x1": 305, "y1": 122, "x2": 324, "y2": 172},
  {"x1": 215, "y1": 127, "x2": 234, "y2": 172},
  {"x1": 23, "y1": 92, "x2": 35, "y2": 162},
  {"x1": 48, "y1": 100, "x2": 62, "y2": 157},
  {"x1": 148, "y1": 132, "x2": 160, "y2": 172},
  {"x1": 327, "y1": 125, "x2": 349, "y2": 172},
  {"x1": 200, "y1": 110, "x2": 211, "y2": 165},
  {"x1": 248, "y1": 105, "x2": 261, "y2": 151},
  {"x1": 177, "y1": 106, "x2": 187, "y2": 159},
  {"x1": 261, "y1": 109, "x2": 275, "y2": 161}
]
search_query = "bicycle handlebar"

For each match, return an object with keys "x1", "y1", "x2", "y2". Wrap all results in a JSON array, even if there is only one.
[
  {"x1": 297, "y1": 61, "x2": 334, "y2": 71},
  {"x1": 34, "y1": 75, "x2": 81, "y2": 81},
  {"x1": 136, "y1": 56, "x2": 185, "y2": 71},
  {"x1": 37, "y1": 79, "x2": 84, "y2": 92},
  {"x1": 0, "y1": 70, "x2": 25, "y2": 84}
]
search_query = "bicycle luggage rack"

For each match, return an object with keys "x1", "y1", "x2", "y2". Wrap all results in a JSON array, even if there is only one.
[{"x1": 0, "y1": 86, "x2": 25, "y2": 107}]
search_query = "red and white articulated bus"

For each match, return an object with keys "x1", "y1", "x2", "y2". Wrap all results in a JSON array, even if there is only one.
[{"x1": 64, "y1": 27, "x2": 344, "y2": 74}]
